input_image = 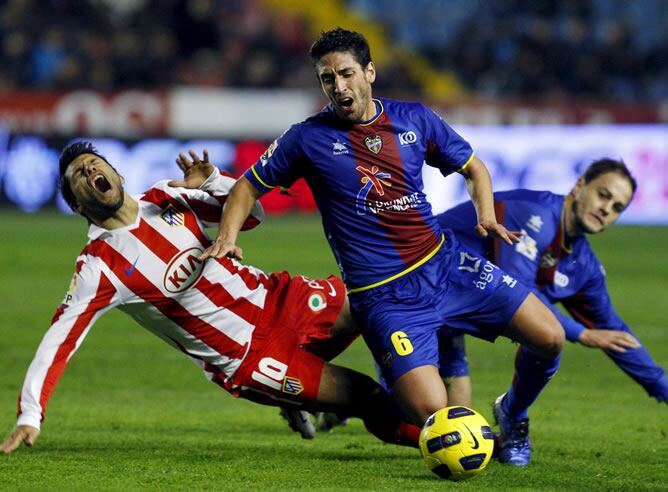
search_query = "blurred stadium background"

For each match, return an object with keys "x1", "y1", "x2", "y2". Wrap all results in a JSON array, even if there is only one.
[{"x1": 0, "y1": 0, "x2": 666, "y2": 222}]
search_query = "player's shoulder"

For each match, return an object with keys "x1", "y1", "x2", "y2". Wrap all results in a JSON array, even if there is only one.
[
  {"x1": 496, "y1": 189, "x2": 562, "y2": 213},
  {"x1": 378, "y1": 97, "x2": 430, "y2": 118}
]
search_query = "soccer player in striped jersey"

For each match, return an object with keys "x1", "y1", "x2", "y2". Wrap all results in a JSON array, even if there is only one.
[
  {"x1": 0, "y1": 142, "x2": 422, "y2": 454},
  {"x1": 436, "y1": 159, "x2": 667, "y2": 407},
  {"x1": 200, "y1": 28, "x2": 564, "y2": 466}
]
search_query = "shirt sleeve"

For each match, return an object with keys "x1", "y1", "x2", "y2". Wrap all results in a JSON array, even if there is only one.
[
  {"x1": 560, "y1": 266, "x2": 668, "y2": 401},
  {"x1": 244, "y1": 124, "x2": 306, "y2": 193},
  {"x1": 16, "y1": 256, "x2": 117, "y2": 429},
  {"x1": 421, "y1": 106, "x2": 474, "y2": 176},
  {"x1": 169, "y1": 168, "x2": 265, "y2": 230}
]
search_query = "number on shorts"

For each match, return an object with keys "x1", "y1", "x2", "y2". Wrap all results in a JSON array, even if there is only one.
[
  {"x1": 251, "y1": 357, "x2": 287, "y2": 391},
  {"x1": 390, "y1": 331, "x2": 414, "y2": 356}
]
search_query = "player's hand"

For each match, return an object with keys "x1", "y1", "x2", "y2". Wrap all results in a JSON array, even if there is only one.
[
  {"x1": 578, "y1": 329, "x2": 641, "y2": 353},
  {"x1": 475, "y1": 222, "x2": 522, "y2": 245},
  {"x1": 0, "y1": 425, "x2": 40, "y2": 454},
  {"x1": 168, "y1": 149, "x2": 214, "y2": 189},
  {"x1": 199, "y1": 237, "x2": 244, "y2": 261}
]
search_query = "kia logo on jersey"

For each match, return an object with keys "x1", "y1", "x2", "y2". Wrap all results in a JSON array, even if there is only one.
[
  {"x1": 163, "y1": 247, "x2": 205, "y2": 293},
  {"x1": 364, "y1": 135, "x2": 383, "y2": 154}
]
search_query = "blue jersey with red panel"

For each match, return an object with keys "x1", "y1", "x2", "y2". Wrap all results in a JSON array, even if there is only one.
[
  {"x1": 437, "y1": 189, "x2": 668, "y2": 401},
  {"x1": 244, "y1": 98, "x2": 474, "y2": 292}
]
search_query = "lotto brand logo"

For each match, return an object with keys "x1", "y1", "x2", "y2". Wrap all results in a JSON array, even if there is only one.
[
  {"x1": 398, "y1": 131, "x2": 417, "y2": 145},
  {"x1": 163, "y1": 247, "x2": 205, "y2": 293}
]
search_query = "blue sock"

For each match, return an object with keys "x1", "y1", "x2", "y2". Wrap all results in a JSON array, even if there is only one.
[{"x1": 502, "y1": 346, "x2": 560, "y2": 420}]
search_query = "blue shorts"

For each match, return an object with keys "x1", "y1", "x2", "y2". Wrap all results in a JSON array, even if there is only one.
[{"x1": 349, "y1": 231, "x2": 529, "y2": 387}]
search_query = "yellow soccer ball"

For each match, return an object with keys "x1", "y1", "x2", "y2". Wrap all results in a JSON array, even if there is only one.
[{"x1": 419, "y1": 406, "x2": 495, "y2": 481}]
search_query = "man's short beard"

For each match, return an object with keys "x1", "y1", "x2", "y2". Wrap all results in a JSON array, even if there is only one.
[{"x1": 87, "y1": 193, "x2": 124, "y2": 221}]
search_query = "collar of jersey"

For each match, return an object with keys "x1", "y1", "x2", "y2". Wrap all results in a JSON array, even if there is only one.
[{"x1": 355, "y1": 99, "x2": 384, "y2": 126}]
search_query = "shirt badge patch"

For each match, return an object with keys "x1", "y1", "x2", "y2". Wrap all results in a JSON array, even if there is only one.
[
  {"x1": 526, "y1": 215, "x2": 543, "y2": 233},
  {"x1": 364, "y1": 135, "x2": 383, "y2": 154},
  {"x1": 540, "y1": 253, "x2": 557, "y2": 268},
  {"x1": 554, "y1": 271, "x2": 569, "y2": 287},
  {"x1": 308, "y1": 293, "x2": 327, "y2": 312},
  {"x1": 260, "y1": 139, "x2": 278, "y2": 166},
  {"x1": 282, "y1": 376, "x2": 304, "y2": 395},
  {"x1": 160, "y1": 205, "x2": 184, "y2": 227},
  {"x1": 515, "y1": 230, "x2": 537, "y2": 261}
]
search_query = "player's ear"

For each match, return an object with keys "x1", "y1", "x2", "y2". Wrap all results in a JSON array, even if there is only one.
[
  {"x1": 570, "y1": 176, "x2": 585, "y2": 196},
  {"x1": 364, "y1": 61, "x2": 376, "y2": 84}
]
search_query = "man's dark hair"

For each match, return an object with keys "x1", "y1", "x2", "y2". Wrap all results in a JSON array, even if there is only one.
[
  {"x1": 582, "y1": 158, "x2": 637, "y2": 195},
  {"x1": 309, "y1": 27, "x2": 372, "y2": 67},
  {"x1": 58, "y1": 141, "x2": 111, "y2": 212}
]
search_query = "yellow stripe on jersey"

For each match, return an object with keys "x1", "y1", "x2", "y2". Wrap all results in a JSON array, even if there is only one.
[
  {"x1": 356, "y1": 99, "x2": 385, "y2": 126},
  {"x1": 458, "y1": 152, "x2": 475, "y2": 172},
  {"x1": 250, "y1": 164, "x2": 277, "y2": 190},
  {"x1": 347, "y1": 234, "x2": 445, "y2": 294}
]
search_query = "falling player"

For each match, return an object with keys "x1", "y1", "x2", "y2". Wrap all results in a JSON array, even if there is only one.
[{"x1": 0, "y1": 142, "x2": 421, "y2": 454}]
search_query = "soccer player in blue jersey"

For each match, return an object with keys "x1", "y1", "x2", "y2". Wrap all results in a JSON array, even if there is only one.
[
  {"x1": 201, "y1": 28, "x2": 564, "y2": 466},
  {"x1": 435, "y1": 158, "x2": 668, "y2": 409}
]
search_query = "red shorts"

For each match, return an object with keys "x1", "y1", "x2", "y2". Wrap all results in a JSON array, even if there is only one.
[{"x1": 221, "y1": 273, "x2": 347, "y2": 406}]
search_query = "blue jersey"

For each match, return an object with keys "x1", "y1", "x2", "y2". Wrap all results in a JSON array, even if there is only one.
[
  {"x1": 438, "y1": 189, "x2": 668, "y2": 401},
  {"x1": 245, "y1": 98, "x2": 474, "y2": 291}
]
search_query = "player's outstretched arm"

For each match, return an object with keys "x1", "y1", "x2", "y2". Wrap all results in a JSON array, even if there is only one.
[
  {"x1": 168, "y1": 149, "x2": 214, "y2": 189},
  {"x1": 0, "y1": 425, "x2": 40, "y2": 454},
  {"x1": 200, "y1": 176, "x2": 262, "y2": 261},
  {"x1": 459, "y1": 156, "x2": 521, "y2": 245}
]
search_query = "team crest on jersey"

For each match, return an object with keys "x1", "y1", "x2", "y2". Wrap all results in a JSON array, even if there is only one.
[
  {"x1": 161, "y1": 205, "x2": 184, "y2": 227},
  {"x1": 540, "y1": 252, "x2": 557, "y2": 268},
  {"x1": 260, "y1": 140, "x2": 278, "y2": 166},
  {"x1": 163, "y1": 247, "x2": 205, "y2": 293},
  {"x1": 308, "y1": 293, "x2": 327, "y2": 312},
  {"x1": 356, "y1": 165, "x2": 391, "y2": 215},
  {"x1": 364, "y1": 135, "x2": 383, "y2": 154},
  {"x1": 282, "y1": 376, "x2": 304, "y2": 395}
]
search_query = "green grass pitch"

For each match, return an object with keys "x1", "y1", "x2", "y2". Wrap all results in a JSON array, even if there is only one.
[{"x1": 0, "y1": 211, "x2": 666, "y2": 490}]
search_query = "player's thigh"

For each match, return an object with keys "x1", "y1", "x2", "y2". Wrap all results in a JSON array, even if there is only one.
[
  {"x1": 502, "y1": 292, "x2": 564, "y2": 358},
  {"x1": 392, "y1": 365, "x2": 448, "y2": 425}
]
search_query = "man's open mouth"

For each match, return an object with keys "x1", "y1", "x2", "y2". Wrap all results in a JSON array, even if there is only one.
[
  {"x1": 339, "y1": 97, "x2": 354, "y2": 109},
  {"x1": 93, "y1": 174, "x2": 111, "y2": 193}
]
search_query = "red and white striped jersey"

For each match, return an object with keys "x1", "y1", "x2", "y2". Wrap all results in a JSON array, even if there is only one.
[{"x1": 17, "y1": 169, "x2": 267, "y2": 430}]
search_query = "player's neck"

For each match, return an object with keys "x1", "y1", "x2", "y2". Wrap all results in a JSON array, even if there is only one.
[
  {"x1": 94, "y1": 193, "x2": 138, "y2": 230},
  {"x1": 562, "y1": 195, "x2": 583, "y2": 239}
]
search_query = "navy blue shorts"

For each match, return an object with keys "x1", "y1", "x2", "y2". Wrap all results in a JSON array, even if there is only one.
[{"x1": 349, "y1": 231, "x2": 529, "y2": 386}]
